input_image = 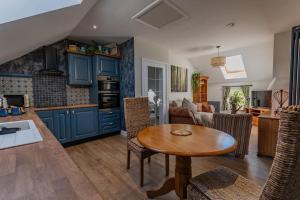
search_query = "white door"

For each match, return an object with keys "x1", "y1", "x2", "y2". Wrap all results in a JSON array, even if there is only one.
[{"x1": 142, "y1": 58, "x2": 168, "y2": 125}]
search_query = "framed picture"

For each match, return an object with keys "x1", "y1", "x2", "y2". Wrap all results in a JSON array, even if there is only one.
[{"x1": 171, "y1": 65, "x2": 188, "y2": 92}]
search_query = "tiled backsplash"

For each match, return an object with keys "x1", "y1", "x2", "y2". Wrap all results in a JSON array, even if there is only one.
[
  {"x1": 66, "y1": 85, "x2": 90, "y2": 105},
  {"x1": 32, "y1": 73, "x2": 67, "y2": 107},
  {"x1": 0, "y1": 76, "x2": 34, "y2": 106},
  {"x1": 0, "y1": 76, "x2": 90, "y2": 107}
]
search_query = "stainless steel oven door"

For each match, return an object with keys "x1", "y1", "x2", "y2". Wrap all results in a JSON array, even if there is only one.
[{"x1": 98, "y1": 93, "x2": 120, "y2": 109}]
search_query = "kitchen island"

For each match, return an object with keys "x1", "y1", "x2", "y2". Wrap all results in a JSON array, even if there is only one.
[{"x1": 0, "y1": 108, "x2": 102, "y2": 200}]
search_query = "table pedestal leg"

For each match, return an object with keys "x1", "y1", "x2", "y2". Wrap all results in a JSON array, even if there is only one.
[
  {"x1": 175, "y1": 156, "x2": 191, "y2": 199},
  {"x1": 146, "y1": 156, "x2": 191, "y2": 200}
]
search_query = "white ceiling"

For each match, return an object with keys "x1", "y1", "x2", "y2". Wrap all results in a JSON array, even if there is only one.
[
  {"x1": 1, "y1": 0, "x2": 300, "y2": 66},
  {"x1": 0, "y1": 0, "x2": 97, "y2": 65},
  {"x1": 72, "y1": 0, "x2": 300, "y2": 57}
]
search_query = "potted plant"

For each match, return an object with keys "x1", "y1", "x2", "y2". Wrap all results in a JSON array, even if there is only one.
[
  {"x1": 192, "y1": 72, "x2": 202, "y2": 92},
  {"x1": 229, "y1": 90, "x2": 245, "y2": 114}
]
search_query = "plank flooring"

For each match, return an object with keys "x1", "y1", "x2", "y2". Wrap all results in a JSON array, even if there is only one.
[{"x1": 66, "y1": 126, "x2": 273, "y2": 200}]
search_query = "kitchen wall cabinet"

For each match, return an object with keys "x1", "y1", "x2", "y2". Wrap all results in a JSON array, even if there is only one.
[
  {"x1": 99, "y1": 108, "x2": 121, "y2": 134},
  {"x1": 94, "y1": 56, "x2": 119, "y2": 76},
  {"x1": 37, "y1": 107, "x2": 98, "y2": 144},
  {"x1": 68, "y1": 53, "x2": 92, "y2": 85}
]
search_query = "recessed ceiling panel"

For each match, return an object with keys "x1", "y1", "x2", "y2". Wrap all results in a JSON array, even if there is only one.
[{"x1": 132, "y1": 0, "x2": 186, "y2": 29}]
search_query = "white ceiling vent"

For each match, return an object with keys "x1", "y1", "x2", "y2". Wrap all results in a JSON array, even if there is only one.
[{"x1": 131, "y1": 0, "x2": 187, "y2": 29}]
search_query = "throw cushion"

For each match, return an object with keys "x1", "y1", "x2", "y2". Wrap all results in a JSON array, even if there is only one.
[
  {"x1": 202, "y1": 104, "x2": 213, "y2": 113},
  {"x1": 170, "y1": 101, "x2": 178, "y2": 107},
  {"x1": 182, "y1": 98, "x2": 197, "y2": 113}
]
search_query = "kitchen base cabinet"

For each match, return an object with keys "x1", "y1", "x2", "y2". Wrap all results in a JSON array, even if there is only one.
[
  {"x1": 99, "y1": 109, "x2": 121, "y2": 134},
  {"x1": 37, "y1": 107, "x2": 98, "y2": 144},
  {"x1": 71, "y1": 107, "x2": 98, "y2": 140},
  {"x1": 53, "y1": 109, "x2": 72, "y2": 143},
  {"x1": 37, "y1": 111, "x2": 54, "y2": 133}
]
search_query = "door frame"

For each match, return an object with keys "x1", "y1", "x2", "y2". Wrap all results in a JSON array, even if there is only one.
[{"x1": 142, "y1": 57, "x2": 169, "y2": 123}]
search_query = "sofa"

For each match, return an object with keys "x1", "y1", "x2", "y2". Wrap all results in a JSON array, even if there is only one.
[{"x1": 169, "y1": 99, "x2": 218, "y2": 125}]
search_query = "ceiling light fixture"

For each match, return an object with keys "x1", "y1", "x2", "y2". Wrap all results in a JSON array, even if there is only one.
[
  {"x1": 211, "y1": 46, "x2": 226, "y2": 67},
  {"x1": 92, "y1": 25, "x2": 97, "y2": 29},
  {"x1": 226, "y1": 22, "x2": 235, "y2": 28}
]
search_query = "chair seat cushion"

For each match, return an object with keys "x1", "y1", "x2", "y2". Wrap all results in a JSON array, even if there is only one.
[
  {"x1": 129, "y1": 137, "x2": 144, "y2": 148},
  {"x1": 188, "y1": 167, "x2": 261, "y2": 200}
]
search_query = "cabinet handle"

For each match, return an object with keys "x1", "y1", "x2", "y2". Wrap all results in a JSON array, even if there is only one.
[
  {"x1": 109, "y1": 122, "x2": 113, "y2": 125},
  {"x1": 72, "y1": 110, "x2": 75, "y2": 115},
  {"x1": 90, "y1": 80, "x2": 93, "y2": 84},
  {"x1": 66, "y1": 110, "x2": 69, "y2": 115},
  {"x1": 108, "y1": 112, "x2": 113, "y2": 114}
]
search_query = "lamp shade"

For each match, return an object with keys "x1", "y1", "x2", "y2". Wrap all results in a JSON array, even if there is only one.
[{"x1": 211, "y1": 56, "x2": 226, "y2": 67}]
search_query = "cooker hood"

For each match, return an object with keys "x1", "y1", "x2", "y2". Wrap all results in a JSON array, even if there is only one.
[{"x1": 39, "y1": 46, "x2": 63, "y2": 75}]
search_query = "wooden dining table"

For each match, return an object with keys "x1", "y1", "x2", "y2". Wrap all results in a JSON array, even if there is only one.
[{"x1": 137, "y1": 124, "x2": 237, "y2": 200}]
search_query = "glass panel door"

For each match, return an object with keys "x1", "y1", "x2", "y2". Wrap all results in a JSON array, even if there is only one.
[
  {"x1": 142, "y1": 58, "x2": 167, "y2": 125},
  {"x1": 148, "y1": 66, "x2": 164, "y2": 125}
]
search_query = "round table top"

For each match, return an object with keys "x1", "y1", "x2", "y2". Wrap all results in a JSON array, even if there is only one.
[{"x1": 137, "y1": 124, "x2": 237, "y2": 157}]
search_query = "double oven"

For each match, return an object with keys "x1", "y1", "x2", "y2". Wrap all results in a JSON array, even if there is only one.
[{"x1": 98, "y1": 76, "x2": 120, "y2": 109}]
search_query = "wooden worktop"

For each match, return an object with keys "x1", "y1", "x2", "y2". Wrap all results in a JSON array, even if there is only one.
[
  {"x1": 0, "y1": 109, "x2": 102, "y2": 200},
  {"x1": 34, "y1": 104, "x2": 98, "y2": 111}
]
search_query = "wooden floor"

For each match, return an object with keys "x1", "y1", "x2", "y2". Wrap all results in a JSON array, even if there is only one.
[{"x1": 66, "y1": 126, "x2": 273, "y2": 200}]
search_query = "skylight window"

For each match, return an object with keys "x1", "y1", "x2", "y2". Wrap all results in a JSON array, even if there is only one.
[
  {"x1": 221, "y1": 55, "x2": 247, "y2": 79},
  {"x1": 0, "y1": 0, "x2": 82, "y2": 25}
]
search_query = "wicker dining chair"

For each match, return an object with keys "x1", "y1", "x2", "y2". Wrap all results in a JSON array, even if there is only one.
[
  {"x1": 124, "y1": 97, "x2": 169, "y2": 187},
  {"x1": 187, "y1": 105, "x2": 300, "y2": 200}
]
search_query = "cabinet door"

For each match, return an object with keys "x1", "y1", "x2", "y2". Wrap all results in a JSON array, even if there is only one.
[
  {"x1": 71, "y1": 107, "x2": 98, "y2": 140},
  {"x1": 37, "y1": 111, "x2": 54, "y2": 133},
  {"x1": 97, "y1": 57, "x2": 119, "y2": 76},
  {"x1": 53, "y1": 109, "x2": 71, "y2": 143},
  {"x1": 68, "y1": 54, "x2": 92, "y2": 85}
]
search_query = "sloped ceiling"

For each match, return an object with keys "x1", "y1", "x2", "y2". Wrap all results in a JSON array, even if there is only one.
[
  {"x1": 72, "y1": 0, "x2": 300, "y2": 58},
  {"x1": 0, "y1": 0, "x2": 98, "y2": 65}
]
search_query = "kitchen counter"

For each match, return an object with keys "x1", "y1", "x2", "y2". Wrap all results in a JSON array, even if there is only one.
[
  {"x1": 34, "y1": 104, "x2": 98, "y2": 111},
  {"x1": 0, "y1": 109, "x2": 102, "y2": 200}
]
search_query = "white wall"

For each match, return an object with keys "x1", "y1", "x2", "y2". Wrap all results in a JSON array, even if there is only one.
[
  {"x1": 273, "y1": 30, "x2": 291, "y2": 90},
  {"x1": 134, "y1": 37, "x2": 195, "y2": 101},
  {"x1": 134, "y1": 37, "x2": 169, "y2": 97},
  {"x1": 168, "y1": 52, "x2": 195, "y2": 101}
]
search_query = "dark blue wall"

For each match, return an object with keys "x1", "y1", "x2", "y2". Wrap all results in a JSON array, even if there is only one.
[{"x1": 119, "y1": 38, "x2": 135, "y2": 129}]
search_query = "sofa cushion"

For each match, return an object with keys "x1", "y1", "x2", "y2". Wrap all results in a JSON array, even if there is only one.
[
  {"x1": 194, "y1": 112, "x2": 213, "y2": 127},
  {"x1": 182, "y1": 98, "x2": 197, "y2": 113},
  {"x1": 202, "y1": 104, "x2": 213, "y2": 113}
]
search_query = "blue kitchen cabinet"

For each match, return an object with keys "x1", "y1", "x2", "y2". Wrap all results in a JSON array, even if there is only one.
[
  {"x1": 37, "y1": 107, "x2": 99, "y2": 144},
  {"x1": 37, "y1": 111, "x2": 54, "y2": 133},
  {"x1": 68, "y1": 53, "x2": 92, "y2": 85},
  {"x1": 53, "y1": 109, "x2": 72, "y2": 143},
  {"x1": 71, "y1": 107, "x2": 98, "y2": 140},
  {"x1": 99, "y1": 109, "x2": 121, "y2": 134},
  {"x1": 94, "y1": 56, "x2": 119, "y2": 76}
]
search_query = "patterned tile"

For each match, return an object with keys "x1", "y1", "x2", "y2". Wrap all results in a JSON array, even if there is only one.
[
  {"x1": 32, "y1": 73, "x2": 67, "y2": 107},
  {"x1": 0, "y1": 76, "x2": 34, "y2": 106},
  {"x1": 66, "y1": 85, "x2": 90, "y2": 105}
]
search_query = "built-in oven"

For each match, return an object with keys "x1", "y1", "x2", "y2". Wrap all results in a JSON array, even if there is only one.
[
  {"x1": 98, "y1": 75, "x2": 120, "y2": 109},
  {"x1": 98, "y1": 76, "x2": 120, "y2": 93},
  {"x1": 98, "y1": 93, "x2": 120, "y2": 109}
]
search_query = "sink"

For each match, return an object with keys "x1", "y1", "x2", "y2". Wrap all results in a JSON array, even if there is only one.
[{"x1": 0, "y1": 120, "x2": 43, "y2": 149}]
